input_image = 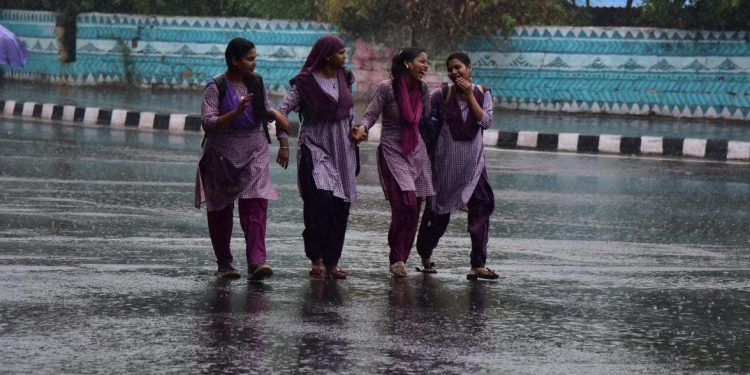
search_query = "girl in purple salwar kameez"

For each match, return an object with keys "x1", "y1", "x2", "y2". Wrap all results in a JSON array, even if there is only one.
[
  {"x1": 359, "y1": 48, "x2": 434, "y2": 278},
  {"x1": 278, "y1": 35, "x2": 363, "y2": 280},
  {"x1": 195, "y1": 38, "x2": 290, "y2": 280},
  {"x1": 415, "y1": 52, "x2": 499, "y2": 280}
]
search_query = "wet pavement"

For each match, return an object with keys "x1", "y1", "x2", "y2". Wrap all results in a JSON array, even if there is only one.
[{"x1": 1, "y1": 115, "x2": 750, "y2": 374}]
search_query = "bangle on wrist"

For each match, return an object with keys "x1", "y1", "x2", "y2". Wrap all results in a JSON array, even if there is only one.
[{"x1": 279, "y1": 146, "x2": 289, "y2": 149}]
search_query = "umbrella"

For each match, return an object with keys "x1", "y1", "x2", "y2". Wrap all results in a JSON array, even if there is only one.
[{"x1": 0, "y1": 24, "x2": 28, "y2": 67}]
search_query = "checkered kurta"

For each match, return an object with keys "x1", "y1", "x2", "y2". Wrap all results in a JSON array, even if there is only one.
[
  {"x1": 195, "y1": 80, "x2": 279, "y2": 211},
  {"x1": 360, "y1": 80, "x2": 434, "y2": 198},
  {"x1": 428, "y1": 85, "x2": 493, "y2": 214},
  {"x1": 278, "y1": 74, "x2": 358, "y2": 202}
]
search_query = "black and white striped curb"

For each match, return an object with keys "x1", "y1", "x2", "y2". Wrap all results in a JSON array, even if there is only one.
[
  {"x1": 3, "y1": 98, "x2": 749, "y2": 162},
  {"x1": 490, "y1": 130, "x2": 750, "y2": 162},
  {"x1": 1, "y1": 99, "x2": 202, "y2": 132},
  {"x1": 368, "y1": 124, "x2": 750, "y2": 162}
]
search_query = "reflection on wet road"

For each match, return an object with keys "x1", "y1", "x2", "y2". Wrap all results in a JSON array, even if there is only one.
[{"x1": 1, "y1": 118, "x2": 749, "y2": 374}]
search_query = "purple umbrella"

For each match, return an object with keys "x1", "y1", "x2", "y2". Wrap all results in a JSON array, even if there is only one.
[{"x1": 0, "y1": 24, "x2": 28, "y2": 67}]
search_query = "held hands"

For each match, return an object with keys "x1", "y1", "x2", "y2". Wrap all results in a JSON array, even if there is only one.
[
  {"x1": 350, "y1": 124, "x2": 367, "y2": 144},
  {"x1": 276, "y1": 145, "x2": 289, "y2": 169}
]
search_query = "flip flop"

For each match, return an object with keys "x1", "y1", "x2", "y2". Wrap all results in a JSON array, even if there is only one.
[
  {"x1": 415, "y1": 261, "x2": 437, "y2": 274},
  {"x1": 390, "y1": 262, "x2": 408, "y2": 278},
  {"x1": 467, "y1": 267, "x2": 499, "y2": 280},
  {"x1": 309, "y1": 267, "x2": 325, "y2": 279},
  {"x1": 309, "y1": 259, "x2": 325, "y2": 279},
  {"x1": 326, "y1": 267, "x2": 348, "y2": 280}
]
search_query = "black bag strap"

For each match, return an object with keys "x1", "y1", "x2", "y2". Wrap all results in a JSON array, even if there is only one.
[
  {"x1": 435, "y1": 82, "x2": 451, "y2": 122},
  {"x1": 420, "y1": 81, "x2": 430, "y2": 118},
  {"x1": 213, "y1": 73, "x2": 228, "y2": 103}
]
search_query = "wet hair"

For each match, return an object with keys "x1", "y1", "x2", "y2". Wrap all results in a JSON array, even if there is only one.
[
  {"x1": 446, "y1": 52, "x2": 471, "y2": 67},
  {"x1": 390, "y1": 47, "x2": 427, "y2": 82},
  {"x1": 224, "y1": 38, "x2": 256, "y2": 68}
]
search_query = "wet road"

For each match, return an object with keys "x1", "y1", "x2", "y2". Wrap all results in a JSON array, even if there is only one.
[{"x1": 1, "y1": 117, "x2": 749, "y2": 374}]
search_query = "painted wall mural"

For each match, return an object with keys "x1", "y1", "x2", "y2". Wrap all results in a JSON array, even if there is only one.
[
  {"x1": 467, "y1": 27, "x2": 750, "y2": 120},
  {"x1": 0, "y1": 10, "x2": 334, "y2": 92},
  {"x1": 1, "y1": 9, "x2": 749, "y2": 120}
]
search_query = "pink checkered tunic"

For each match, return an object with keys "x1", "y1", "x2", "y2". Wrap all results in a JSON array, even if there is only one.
[
  {"x1": 195, "y1": 81, "x2": 279, "y2": 211},
  {"x1": 278, "y1": 74, "x2": 358, "y2": 202},
  {"x1": 360, "y1": 80, "x2": 434, "y2": 198},
  {"x1": 428, "y1": 85, "x2": 493, "y2": 214}
]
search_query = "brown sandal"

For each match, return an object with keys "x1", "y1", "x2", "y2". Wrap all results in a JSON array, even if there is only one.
[
  {"x1": 390, "y1": 261, "x2": 408, "y2": 277},
  {"x1": 309, "y1": 259, "x2": 325, "y2": 279},
  {"x1": 467, "y1": 267, "x2": 499, "y2": 280},
  {"x1": 248, "y1": 262, "x2": 273, "y2": 281},
  {"x1": 326, "y1": 266, "x2": 348, "y2": 280}
]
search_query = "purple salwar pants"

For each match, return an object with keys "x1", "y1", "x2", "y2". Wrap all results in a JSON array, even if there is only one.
[
  {"x1": 207, "y1": 198, "x2": 268, "y2": 268},
  {"x1": 298, "y1": 145, "x2": 351, "y2": 268},
  {"x1": 378, "y1": 147, "x2": 423, "y2": 265},
  {"x1": 416, "y1": 169, "x2": 494, "y2": 268}
]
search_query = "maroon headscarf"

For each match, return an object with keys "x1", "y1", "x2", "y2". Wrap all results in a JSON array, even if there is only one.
[
  {"x1": 289, "y1": 35, "x2": 353, "y2": 122},
  {"x1": 442, "y1": 84, "x2": 489, "y2": 141},
  {"x1": 397, "y1": 75, "x2": 423, "y2": 156}
]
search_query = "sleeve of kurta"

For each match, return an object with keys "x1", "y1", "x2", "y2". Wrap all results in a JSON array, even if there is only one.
[
  {"x1": 201, "y1": 81, "x2": 220, "y2": 132},
  {"x1": 276, "y1": 86, "x2": 302, "y2": 141},
  {"x1": 277, "y1": 86, "x2": 300, "y2": 117},
  {"x1": 360, "y1": 82, "x2": 387, "y2": 129},
  {"x1": 478, "y1": 90, "x2": 493, "y2": 129}
]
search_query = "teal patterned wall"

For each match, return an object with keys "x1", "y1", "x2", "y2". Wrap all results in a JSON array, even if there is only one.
[
  {"x1": 467, "y1": 27, "x2": 750, "y2": 120},
  {"x1": 2, "y1": 9, "x2": 749, "y2": 121},
  {"x1": 0, "y1": 10, "x2": 334, "y2": 92}
]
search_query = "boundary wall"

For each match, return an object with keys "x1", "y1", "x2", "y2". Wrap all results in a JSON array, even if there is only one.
[{"x1": 1, "y1": 9, "x2": 749, "y2": 121}]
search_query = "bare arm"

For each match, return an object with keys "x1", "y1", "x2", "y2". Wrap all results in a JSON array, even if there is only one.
[{"x1": 266, "y1": 89, "x2": 291, "y2": 169}]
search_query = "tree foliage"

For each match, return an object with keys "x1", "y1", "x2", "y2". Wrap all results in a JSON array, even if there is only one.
[
  {"x1": 311, "y1": 0, "x2": 586, "y2": 54},
  {"x1": 3, "y1": 0, "x2": 315, "y2": 19},
  {"x1": 638, "y1": 0, "x2": 750, "y2": 30},
  {"x1": 6, "y1": 0, "x2": 748, "y2": 40}
]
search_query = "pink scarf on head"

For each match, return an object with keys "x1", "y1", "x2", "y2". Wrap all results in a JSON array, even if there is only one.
[{"x1": 397, "y1": 75, "x2": 423, "y2": 156}]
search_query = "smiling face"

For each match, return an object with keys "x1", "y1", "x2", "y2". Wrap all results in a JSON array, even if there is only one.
[
  {"x1": 406, "y1": 52, "x2": 429, "y2": 82},
  {"x1": 327, "y1": 48, "x2": 346, "y2": 68},
  {"x1": 232, "y1": 48, "x2": 257, "y2": 77},
  {"x1": 446, "y1": 57, "x2": 472, "y2": 84}
]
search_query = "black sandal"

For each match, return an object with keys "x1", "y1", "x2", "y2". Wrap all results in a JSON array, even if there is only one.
[{"x1": 415, "y1": 261, "x2": 437, "y2": 274}]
